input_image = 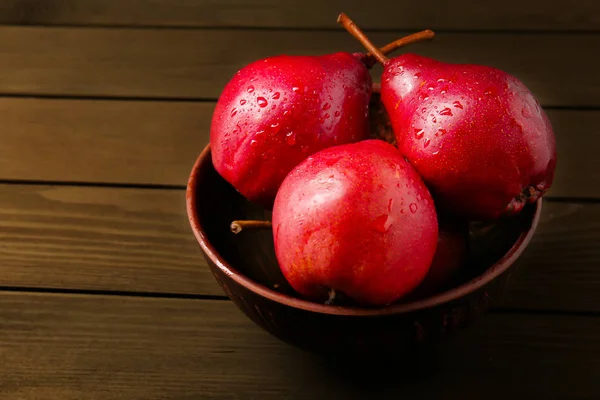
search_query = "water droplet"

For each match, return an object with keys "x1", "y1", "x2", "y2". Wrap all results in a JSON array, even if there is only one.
[
  {"x1": 292, "y1": 86, "x2": 300, "y2": 92},
  {"x1": 441, "y1": 90, "x2": 447, "y2": 94},
  {"x1": 421, "y1": 107, "x2": 427, "y2": 113},
  {"x1": 371, "y1": 214, "x2": 391, "y2": 233},
  {"x1": 432, "y1": 150, "x2": 440, "y2": 155},
  {"x1": 388, "y1": 199, "x2": 394, "y2": 213},
  {"x1": 414, "y1": 129, "x2": 425, "y2": 139},
  {"x1": 250, "y1": 139, "x2": 258, "y2": 147},
  {"x1": 231, "y1": 108, "x2": 238, "y2": 117},
  {"x1": 323, "y1": 103, "x2": 331, "y2": 110},
  {"x1": 428, "y1": 86, "x2": 434, "y2": 91},
  {"x1": 438, "y1": 129, "x2": 447, "y2": 136},
  {"x1": 286, "y1": 131, "x2": 296, "y2": 145},
  {"x1": 410, "y1": 203, "x2": 418, "y2": 214},
  {"x1": 424, "y1": 139, "x2": 431, "y2": 148},
  {"x1": 414, "y1": 72, "x2": 421, "y2": 78},
  {"x1": 270, "y1": 123, "x2": 280, "y2": 134},
  {"x1": 437, "y1": 78, "x2": 446, "y2": 83},
  {"x1": 453, "y1": 101, "x2": 463, "y2": 109},
  {"x1": 283, "y1": 110, "x2": 291, "y2": 116},
  {"x1": 272, "y1": 92, "x2": 281, "y2": 99},
  {"x1": 432, "y1": 116, "x2": 437, "y2": 123},
  {"x1": 439, "y1": 108, "x2": 453, "y2": 116},
  {"x1": 257, "y1": 97, "x2": 268, "y2": 107},
  {"x1": 239, "y1": 99, "x2": 247, "y2": 105},
  {"x1": 334, "y1": 111, "x2": 341, "y2": 117},
  {"x1": 324, "y1": 113, "x2": 330, "y2": 119},
  {"x1": 522, "y1": 103, "x2": 533, "y2": 118},
  {"x1": 484, "y1": 87, "x2": 497, "y2": 96},
  {"x1": 247, "y1": 86, "x2": 255, "y2": 93}
]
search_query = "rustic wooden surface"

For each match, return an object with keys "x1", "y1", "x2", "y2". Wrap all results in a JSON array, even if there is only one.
[
  {"x1": 1, "y1": 292, "x2": 599, "y2": 400},
  {"x1": 0, "y1": 1, "x2": 599, "y2": 399}
]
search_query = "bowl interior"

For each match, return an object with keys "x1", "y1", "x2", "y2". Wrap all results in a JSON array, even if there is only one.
[{"x1": 187, "y1": 144, "x2": 541, "y2": 315}]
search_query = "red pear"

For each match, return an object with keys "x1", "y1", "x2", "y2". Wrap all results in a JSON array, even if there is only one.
[
  {"x1": 210, "y1": 52, "x2": 371, "y2": 208},
  {"x1": 338, "y1": 13, "x2": 557, "y2": 220},
  {"x1": 272, "y1": 139, "x2": 439, "y2": 307}
]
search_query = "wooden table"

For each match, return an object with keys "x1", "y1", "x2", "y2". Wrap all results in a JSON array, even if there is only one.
[{"x1": 1, "y1": 1, "x2": 599, "y2": 398}]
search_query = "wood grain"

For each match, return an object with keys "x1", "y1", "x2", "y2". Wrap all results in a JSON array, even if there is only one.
[
  {"x1": 0, "y1": 98, "x2": 212, "y2": 186},
  {"x1": 0, "y1": 98, "x2": 596, "y2": 199},
  {"x1": 0, "y1": 184, "x2": 598, "y2": 312},
  {"x1": 0, "y1": 27, "x2": 597, "y2": 106},
  {"x1": 0, "y1": 292, "x2": 598, "y2": 399},
  {"x1": 0, "y1": 0, "x2": 598, "y2": 31},
  {"x1": 0, "y1": 184, "x2": 220, "y2": 296}
]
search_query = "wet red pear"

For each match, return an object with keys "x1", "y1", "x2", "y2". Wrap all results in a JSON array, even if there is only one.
[
  {"x1": 272, "y1": 140, "x2": 439, "y2": 307},
  {"x1": 339, "y1": 13, "x2": 557, "y2": 220},
  {"x1": 210, "y1": 52, "x2": 372, "y2": 208}
]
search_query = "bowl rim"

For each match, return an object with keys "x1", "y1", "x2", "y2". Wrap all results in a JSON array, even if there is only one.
[{"x1": 186, "y1": 144, "x2": 542, "y2": 316}]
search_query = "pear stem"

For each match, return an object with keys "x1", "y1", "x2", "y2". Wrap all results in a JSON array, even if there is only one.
[
  {"x1": 365, "y1": 30, "x2": 435, "y2": 68},
  {"x1": 337, "y1": 13, "x2": 388, "y2": 65},
  {"x1": 230, "y1": 220, "x2": 272, "y2": 234}
]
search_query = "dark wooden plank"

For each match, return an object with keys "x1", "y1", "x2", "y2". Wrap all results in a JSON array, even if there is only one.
[
  {"x1": 0, "y1": 98, "x2": 597, "y2": 199},
  {"x1": 0, "y1": 292, "x2": 598, "y2": 399},
  {"x1": 0, "y1": 184, "x2": 598, "y2": 313},
  {"x1": 501, "y1": 201, "x2": 600, "y2": 312},
  {"x1": 1, "y1": 0, "x2": 599, "y2": 31},
  {"x1": 0, "y1": 184, "x2": 220, "y2": 296},
  {"x1": 0, "y1": 98, "x2": 211, "y2": 186},
  {"x1": 0, "y1": 27, "x2": 597, "y2": 107}
]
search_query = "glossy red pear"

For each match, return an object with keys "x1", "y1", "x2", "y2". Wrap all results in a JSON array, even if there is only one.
[
  {"x1": 339, "y1": 13, "x2": 557, "y2": 220},
  {"x1": 210, "y1": 52, "x2": 372, "y2": 208},
  {"x1": 272, "y1": 139, "x2": 439, "y2": 307}
]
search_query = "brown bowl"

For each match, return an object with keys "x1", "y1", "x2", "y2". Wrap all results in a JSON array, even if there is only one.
[{"x1": 186, "y1": 144, "x2": 542, "y2": 356}]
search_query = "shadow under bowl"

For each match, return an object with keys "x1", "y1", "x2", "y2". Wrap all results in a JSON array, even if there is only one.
[{"x1": 186, "y1": 144, "x2": 542, "y2": 356}]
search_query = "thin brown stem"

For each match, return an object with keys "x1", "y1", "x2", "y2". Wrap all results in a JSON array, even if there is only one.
[
  {"x1": 379, "y1": 30, "x2": 435, "y2": 57},
  {"x1": 337, "y1": 13, "x2": 388, "y2": 65},
  {"x1": 230, "y1": 220, "x2": 272, "y2": 234},
  {"x1": 364, "y1": 30, "x2": 435, "y2": 68}
]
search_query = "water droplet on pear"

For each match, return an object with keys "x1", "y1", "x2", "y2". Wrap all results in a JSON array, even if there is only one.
[{"x1": 257, "y1": 97, "x2": 268, "y2": 108}]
